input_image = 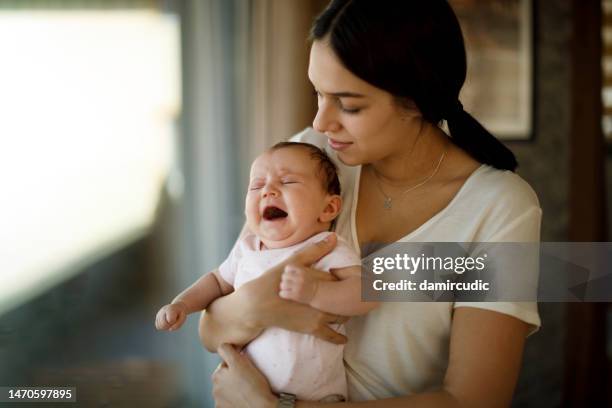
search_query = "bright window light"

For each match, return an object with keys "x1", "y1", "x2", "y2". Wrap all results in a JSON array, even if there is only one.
[{"x1": 0, "y1": 9, "x2": 181, "y2": 315}]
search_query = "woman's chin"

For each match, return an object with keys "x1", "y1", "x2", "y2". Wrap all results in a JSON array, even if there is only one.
[{"x1": 336, "y1": 151, "x2": 363, "y2": 166}]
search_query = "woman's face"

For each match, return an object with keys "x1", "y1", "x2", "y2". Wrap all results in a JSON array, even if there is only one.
[{"x1": 308, "y1": 40, "x2": 423, "y2": 166}]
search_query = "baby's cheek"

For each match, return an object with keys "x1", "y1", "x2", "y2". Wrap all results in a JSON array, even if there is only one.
[
  {"x1": 291, "y1": 195, "x2": 311, "y2": 216},
  {"x1": 243, "y1": 205, "x2": 258, "y2": 226},
  {"x1": 294, "y1": 207, "x2": 318, "y2": 226},
  {"x1": 245, "y1": 210, "x2": 259, "y2": 226}
]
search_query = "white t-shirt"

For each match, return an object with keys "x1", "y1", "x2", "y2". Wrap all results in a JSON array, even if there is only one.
[{"x1": 291, "y1": 127, "x2": 542, "y2": 401}]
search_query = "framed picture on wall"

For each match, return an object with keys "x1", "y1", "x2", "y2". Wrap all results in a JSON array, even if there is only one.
[{"x1": 450, "y1": 0, "x2": 534, "y2": 141}]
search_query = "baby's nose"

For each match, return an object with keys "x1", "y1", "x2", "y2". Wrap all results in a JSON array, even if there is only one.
[{"x1": 262, "y1": 187, "x2": 279, "y2": 198}]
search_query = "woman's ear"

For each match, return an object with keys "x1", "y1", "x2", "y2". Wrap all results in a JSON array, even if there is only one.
[
  {"x1": 395, "y1": 97, "x2": 422, "y2": 121},
  {"x1": 319, "y1": 194, "x2": 342, "y2": 223}
]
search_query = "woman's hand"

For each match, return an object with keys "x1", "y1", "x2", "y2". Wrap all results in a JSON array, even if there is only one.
[
  {"x1": 212, "y1": 344, "x2": 277, "y2": 408},
  {"x1": 199, "y1": 233, "x2": 349, "y2": 351}
]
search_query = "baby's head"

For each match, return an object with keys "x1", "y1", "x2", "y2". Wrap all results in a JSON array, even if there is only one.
[{"x1": 245, "y1": 142, "x2": 342, "y2": 249}]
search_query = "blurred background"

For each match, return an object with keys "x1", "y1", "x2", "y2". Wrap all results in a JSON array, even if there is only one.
[{"x1": 0, "y1": 0, "x2": 609, "y2": 406}]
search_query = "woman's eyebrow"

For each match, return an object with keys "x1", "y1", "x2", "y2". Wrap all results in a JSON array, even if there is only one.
[{"x1": 328, "y1": 91, "x2": 366, "y2": 98}]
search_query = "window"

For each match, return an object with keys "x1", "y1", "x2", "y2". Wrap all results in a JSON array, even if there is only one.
[{"x1": 0, "y1": 7, "x2": 181, "y2": 314}]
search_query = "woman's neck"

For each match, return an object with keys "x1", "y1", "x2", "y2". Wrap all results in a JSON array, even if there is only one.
[{"x1": 369, "y1": 123, "x2": 449, "y2": 186}]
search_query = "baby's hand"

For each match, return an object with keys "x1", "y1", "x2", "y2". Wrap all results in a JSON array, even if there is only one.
[
  {"x1": 279, "y1": 265, "x2": 318, "y2": 305},
  {"x1": 155, "y1": 301, "x2": 188, "y2": 331}
]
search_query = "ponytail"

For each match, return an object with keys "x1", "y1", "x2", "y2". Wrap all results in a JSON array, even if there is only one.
[{"x1": 446, "y1": 103, "x2": 518, "y2": 171}]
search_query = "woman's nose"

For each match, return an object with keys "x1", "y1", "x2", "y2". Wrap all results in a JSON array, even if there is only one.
[{"x1": 312, "y1": 102, "x2": 341, "y2": 133}]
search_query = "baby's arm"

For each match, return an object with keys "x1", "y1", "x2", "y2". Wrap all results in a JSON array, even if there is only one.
[
  {"x1": 279, "y1": 265, "x2": 378, "y2": 316},
  {"x1": 155, "y1": 270, "x2": 233, "y2": 331}
]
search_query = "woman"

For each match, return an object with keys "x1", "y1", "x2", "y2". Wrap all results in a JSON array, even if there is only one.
[{"x1": 202, "y1": 1, "x2": 541, "y2": 406}]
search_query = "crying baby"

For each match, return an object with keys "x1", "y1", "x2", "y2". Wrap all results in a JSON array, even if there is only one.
[{"x1": 155, "y1": 141, "x2": 376, "y2": 402}]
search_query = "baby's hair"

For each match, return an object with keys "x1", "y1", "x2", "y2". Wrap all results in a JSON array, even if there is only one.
[{"x1": 269, "y1": 141, "x2": 341, "y2": 196}]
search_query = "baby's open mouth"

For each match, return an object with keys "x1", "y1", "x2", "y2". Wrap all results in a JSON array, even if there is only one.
[{"x1": 262, "y1": 206, "x2": 288, "y2": 221}]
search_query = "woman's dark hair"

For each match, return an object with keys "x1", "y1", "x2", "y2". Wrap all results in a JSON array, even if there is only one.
[
  {"x1": 270, "y1": 141, "x2": 341, "y2": 195},
  {"x1": 310, "y1": 0, "x2": 518, "y2": 171}
]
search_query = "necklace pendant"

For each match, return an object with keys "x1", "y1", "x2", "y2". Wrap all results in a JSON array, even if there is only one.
[{"x1": 383, "y1": 197, "x2": 392, "y2": 210}]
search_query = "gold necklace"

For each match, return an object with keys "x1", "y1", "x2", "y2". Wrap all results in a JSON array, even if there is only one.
[{"x1": 371, "y1": 145, "x2": 447, "y2": 210}]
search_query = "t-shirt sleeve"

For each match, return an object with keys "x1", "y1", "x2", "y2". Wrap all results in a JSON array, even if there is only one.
[
  {"x1": 454, "y1": 205, "x2": 542, "y2": 336},
  {"x1": 217, "y1": 240, "x2": 242, "y2": 287},
  {"x1": 316, "y1": 236, "x2": 362, "y2": 273}
]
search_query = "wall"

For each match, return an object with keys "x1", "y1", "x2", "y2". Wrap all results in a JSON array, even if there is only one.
[{"x1": 509, "y1": 1, "x2": 571, "y2": 406}]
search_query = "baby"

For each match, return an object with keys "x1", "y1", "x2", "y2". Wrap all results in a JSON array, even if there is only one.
[{"x1": 155, "y1": 142, "x2": 377, "y2": 401}]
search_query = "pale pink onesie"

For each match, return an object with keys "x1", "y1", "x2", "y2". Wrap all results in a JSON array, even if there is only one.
[{"x1": 218, "y1": 231, "x2": 362, "y2": 401}]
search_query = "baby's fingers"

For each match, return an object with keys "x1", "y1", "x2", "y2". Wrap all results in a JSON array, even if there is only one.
[
  {"x1": 155, "y1": 309, "x2": 171, "y2": 330},
  {"x1": 168, "y1": 312, "x2": 186, "y2": 331},
  {"x1": 165, "y1": 308, "x2": 179, "y2": 325}
]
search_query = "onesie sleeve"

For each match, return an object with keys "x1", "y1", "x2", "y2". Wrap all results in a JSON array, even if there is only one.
[
  {"x1": 217, "y1": 239, "x2": 243, "y2": 287},
  {"x1": 316, "y1": 236, "x2": 362, "y2": 273}
]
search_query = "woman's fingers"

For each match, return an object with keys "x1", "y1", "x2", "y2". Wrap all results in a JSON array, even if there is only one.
[
  {"x1": 217, "y1": 343, "x2": 240, "y2": 368},
  {"x1": 289, "y1": 232, "x2": 337, "y2": 265},
  {"x1": 313, "y1": 324, "x2": 348, "y2": 344},
  {"x1": 306, "y1": 312, "x2": 349, "y2": 344},
  {"x1": 324, "y1": 313, "x2": 349, "y2": 325},
  {"x1": 291, "y1": 265, "x2": 337, "y2": 281},
  {"x1": 212, "y1": 343, "x2": 275, "y2": 407}
]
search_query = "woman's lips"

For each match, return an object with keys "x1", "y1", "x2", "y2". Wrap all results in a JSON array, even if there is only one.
[{"x1": 327, "y1": 138, "x2": 353, "y2": 151}]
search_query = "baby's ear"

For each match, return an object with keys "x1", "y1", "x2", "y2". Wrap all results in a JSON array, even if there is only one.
[{"x1": 319, "y1": 194, "x2": 342, "y2": 223}]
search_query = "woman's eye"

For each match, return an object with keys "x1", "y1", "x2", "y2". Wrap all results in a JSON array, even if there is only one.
[
  {"x1": 314, "y1": 89, "x2": 362, "y2": 113},
  {"x1": 282, "y1": 180, "x2": 298, "y2": 185},
  {"x1": 340, "y1": 106, "x2": 361, "y2": 114},
  {"x1": 249, "y1": 186, "x2": 263, "y2": 191}
]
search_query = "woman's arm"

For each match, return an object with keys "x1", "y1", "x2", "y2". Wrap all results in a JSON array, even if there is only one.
[
  {"x1": 212, "y1": 307, "x2": 529, "y2": 407},
  {"x1": 199, "y1": 233, "x2": 350, "y2": 352},
  {"x1": 299, "y1": 307, "x2": 529, "y2": 408}
]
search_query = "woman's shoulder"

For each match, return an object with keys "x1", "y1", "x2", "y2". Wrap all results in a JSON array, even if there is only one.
[
  {"x1": 467, "y1": 165, "x2": 541, "y2": 212},
  {"x1": 410, "y1": 163, "x2": 541, "y2": 244},
  {"x1": 454, "y1": 165, "x2": 542, "y2": 241}
]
